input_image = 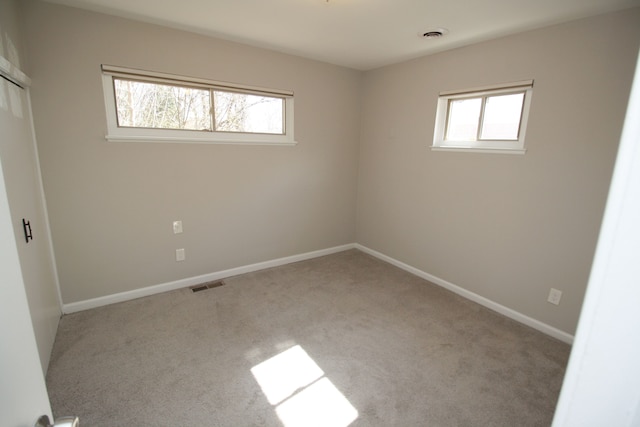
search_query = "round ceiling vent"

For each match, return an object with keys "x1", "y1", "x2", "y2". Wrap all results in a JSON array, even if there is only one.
[{"x1": 420, "y1": 28, "x2": 449, "y2": 39}]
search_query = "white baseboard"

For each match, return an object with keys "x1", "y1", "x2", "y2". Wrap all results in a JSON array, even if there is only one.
[
  {"x1": 63, "y1": 243, "x2": 356, "y2": 314},
  {"x1": 63, "y1": 241, "x2": 574, "y2": 344},
  {"x1": 355, "y1": 244, "x2": 574, "y2": 345}
]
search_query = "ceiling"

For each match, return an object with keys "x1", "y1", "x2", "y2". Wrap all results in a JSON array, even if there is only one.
[{"x1": 44, "y1": 0, "x2": 639, "y2": 70}]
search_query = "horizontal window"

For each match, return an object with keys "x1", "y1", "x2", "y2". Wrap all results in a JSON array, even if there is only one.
[
  {"x1": 432, "y1": 80, "x2": 533, "y2": 154},
  {"x1": 101, "y1": 65, "x2": 295, "y2": 145}
]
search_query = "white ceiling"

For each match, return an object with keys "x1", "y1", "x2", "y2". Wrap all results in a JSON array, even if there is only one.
[{"x1": 45, "y1": 0, "x2": 639, "y2": 70}]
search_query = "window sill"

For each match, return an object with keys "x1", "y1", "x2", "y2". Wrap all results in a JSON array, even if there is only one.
[
  {"x1": 105, "y1": 134, "x2": 298, "y2": 146},
  {"x1": 430, "y1": 146, "x2": 526, "y2": 155}
]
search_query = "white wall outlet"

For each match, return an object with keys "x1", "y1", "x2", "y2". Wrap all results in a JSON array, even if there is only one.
[
  {"x1": 173, "y1": 220, "x2": 183, "y2": 234},
  {"x1": 176, "y1": 248, "x2": 185, "y2": 261},
  {"x1": 548, "y1": 288, "x2": 562, "y2": 305}
]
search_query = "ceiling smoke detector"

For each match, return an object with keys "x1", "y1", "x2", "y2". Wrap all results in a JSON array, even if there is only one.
[{"x1": 420, "y1": 28, "x2": 449, "y2": 39}]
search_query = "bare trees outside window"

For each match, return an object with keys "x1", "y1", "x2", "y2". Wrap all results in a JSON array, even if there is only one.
[
  {"x1": 214, "y1": 91, "x2": 283, "y2": 134},
  {"x1": 114, "y1": 79, "x2": 284, "y2": 135}
]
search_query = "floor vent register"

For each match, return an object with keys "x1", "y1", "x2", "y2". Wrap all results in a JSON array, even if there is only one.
[{"x1": 189, "y1": 280, "x2": 225, "y2": 293}]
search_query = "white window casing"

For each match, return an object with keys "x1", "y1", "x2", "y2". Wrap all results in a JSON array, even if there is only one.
[
  {"x1": 431, "y1": 80, "x2": 534, "y2": 154},
  {"x1": 101, "y1": 65, "x2": 296, "y2": 145}
]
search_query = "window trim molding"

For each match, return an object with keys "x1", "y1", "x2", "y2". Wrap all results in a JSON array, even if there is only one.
[
  {"x1": 101, "y1": 65, "x2": 296, "y2": 146},
  {"x1": 430, "y1": 146, "x2": 527, "y2": 155},
  {"x1": 439, "y1": 79, "x2": 533, "y2": 97},
  {"x1": 431, "y1": 80, "x2": 533, "y2": 154}
]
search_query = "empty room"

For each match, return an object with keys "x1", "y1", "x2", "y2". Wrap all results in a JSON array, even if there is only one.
[{"x1": 1, "y1": 0, "x2": 640, "y2": 426}]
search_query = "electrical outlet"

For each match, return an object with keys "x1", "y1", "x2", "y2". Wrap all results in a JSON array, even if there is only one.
[
  {"x1": 176, "y1": 248, "x2": 185, "y2": 261},
  {"x1": 173, "y1": 220, "x2": 183, "y2": 234},
  {"x1": 547, "y1": 288, "x2": 562, "y2": 305}
]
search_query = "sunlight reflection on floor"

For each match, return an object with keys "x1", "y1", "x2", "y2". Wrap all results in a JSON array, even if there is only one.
[{"x1": 251, "y1": 345, "x2": 358, "y2": 427}]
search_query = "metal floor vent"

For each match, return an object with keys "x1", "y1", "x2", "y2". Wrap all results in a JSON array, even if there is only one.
[{"x1": 190, "y1": 280, "x2": 225, "y2": 293}]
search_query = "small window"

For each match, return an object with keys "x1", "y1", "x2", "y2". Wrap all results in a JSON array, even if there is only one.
[
  {"x1": 102, "y1": 65, "x2": 295, "y2": 145},
  {"x1": 432, "y1": 80, "x2": 533, "y2": 154}
]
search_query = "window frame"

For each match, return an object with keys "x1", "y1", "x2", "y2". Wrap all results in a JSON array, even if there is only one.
[
  {"x1": 432, "y1": 80, "x2": 533, "y2": 154},
  {"x1": 101, "y1": 65, "x2": 296, "y2": 146}
]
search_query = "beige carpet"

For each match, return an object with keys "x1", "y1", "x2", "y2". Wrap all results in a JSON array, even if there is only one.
[{"x1": 46, "y1": 249, "x2": 570, "y2": 426}]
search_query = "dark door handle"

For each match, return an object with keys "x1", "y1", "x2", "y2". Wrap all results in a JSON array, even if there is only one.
[{"x1": 22, "y1": 218, "x2": 33, "y2": 243}]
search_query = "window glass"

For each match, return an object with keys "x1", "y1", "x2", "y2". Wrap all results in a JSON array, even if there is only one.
[
  {"x1": 214, "y1": 91, "x2": 283, "y2": 134},
  {"x1": 114, "y1": 79, "x2": 211, "y2": 131},
  {"x1": 480, "y1": 93, "x2": 524, "y2": 140},
  {"x1": 446, "y1": 98, "x2": 482, "y2": 141}
]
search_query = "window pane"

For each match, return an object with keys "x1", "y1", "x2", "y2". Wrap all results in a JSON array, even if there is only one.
[
  {"x1": 114, "y1": 79, "x2": 211, "y2": 130},
  {"x1": 214, "y1": 91, "x2": 283, "y2": 134},
  {"x1": 446, "y1": 98, "x2": 482, "y2": 141},
  {"x1": 480, "y1": 92, "x2": 525, "y2": 140}
]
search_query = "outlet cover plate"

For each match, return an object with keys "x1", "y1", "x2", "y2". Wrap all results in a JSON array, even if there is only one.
[{"x1": 548, "y1": 288, "x2": 562, "y2": 305}]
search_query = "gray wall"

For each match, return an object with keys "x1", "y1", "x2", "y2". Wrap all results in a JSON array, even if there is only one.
[
  {"x1": 0, "y1": 0, "x2": 61, "y2": 372},
  {"x1": 21, "y1": 0, "x2": 640, "y2": 336},
  {"x1": 23, "y1": 0, "x2": 361, "y2": 304},
  {"x1": 357, "y1": 9, "x2": 640, "y2": 334}
]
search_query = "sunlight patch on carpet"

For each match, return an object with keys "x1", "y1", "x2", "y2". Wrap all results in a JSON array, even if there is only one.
[{"x1": 251, "y1": 345, "x2": 358, "y2": 427}]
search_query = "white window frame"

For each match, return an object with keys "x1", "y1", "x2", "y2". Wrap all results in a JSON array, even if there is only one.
[
  {"x1": 101, "y1": 65, "x2": 296, "y2": 146},
  {"x1": 431, "y1": 80, "x2": 533, "y2": 154}
]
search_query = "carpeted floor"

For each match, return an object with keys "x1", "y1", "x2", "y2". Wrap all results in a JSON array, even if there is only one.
[{"x1": 46, "y1": 249, "x2": 571, "y2": 426}]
